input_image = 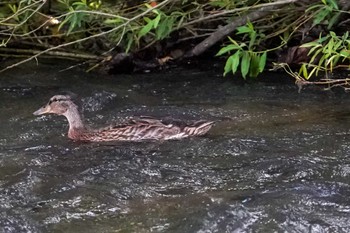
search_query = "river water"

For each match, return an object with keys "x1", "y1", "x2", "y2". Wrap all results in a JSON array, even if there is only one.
[{"x1": 1, "y1": 62, "x2": 350, "y2": 232}]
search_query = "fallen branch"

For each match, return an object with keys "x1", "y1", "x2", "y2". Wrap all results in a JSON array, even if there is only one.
[
  {"x1": 187, "y1": 0, "x2": 299, "y2": 57},
  {"x1": 0, "y1": 47, "x2": 101, "y2": 60}
]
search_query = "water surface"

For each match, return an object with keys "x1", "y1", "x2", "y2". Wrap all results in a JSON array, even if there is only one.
[{"x1": 1, "y1": 62, "x2": 350, "y2": 232}]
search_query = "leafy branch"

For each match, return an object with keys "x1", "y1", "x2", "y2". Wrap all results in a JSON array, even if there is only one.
[{"x1": 0, "y1": 0, "x2": 173, "y2": 72}]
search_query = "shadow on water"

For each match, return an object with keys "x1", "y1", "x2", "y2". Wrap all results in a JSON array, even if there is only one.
[{"x1": 1, "y1": 62, "x2": 350, "y2": 232}]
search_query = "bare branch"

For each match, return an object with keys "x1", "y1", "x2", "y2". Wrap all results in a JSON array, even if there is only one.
[{"x1": 187, "y1": 0, "x2": 300, "y2": 57}]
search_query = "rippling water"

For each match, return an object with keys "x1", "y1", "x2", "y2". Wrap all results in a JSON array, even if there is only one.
[{"x1": 1, "y1": 62, "x2": 350, "y2": 232}]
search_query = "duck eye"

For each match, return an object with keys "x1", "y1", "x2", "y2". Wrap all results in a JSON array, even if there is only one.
[{"x1": 49, "y1": 98, "x2": 58, "y2": 105}]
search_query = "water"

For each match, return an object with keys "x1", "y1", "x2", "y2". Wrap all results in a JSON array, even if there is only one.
[{"x1": 1, "y1": 62, "x2": 350, "y2": 232}]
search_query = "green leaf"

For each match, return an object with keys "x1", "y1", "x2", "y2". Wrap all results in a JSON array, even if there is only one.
[
  {"x1": 308, "y1": 43, "x2": 322, "y2": 56},
  {"x1": 327, "y1": 0, "x2": 338, "y2": 10},
  {"x1": 327, "y1": 38, "x2": 334, "y2": 54},
  {"x1": 156, "y1": 16, "x2": 175, "y2": 40},
  {"x1": 231, "y1": 51, "x2": 241, "y2": 74},
  {"x1": 237, "y1": 25, "x2": 251, "y2": 34},
  {"x1": 308, "y1": 67, "x2": 317, "y2": 78},
  {"x1": 332, "y1": 55, "x2": 340, "y2": 68},
  {"x1": 316, "y1": 56, "x2": 326, "y2": 75},
  {"x1": 156, "y1": 18, "x2": 168, "y2": 39},
  {"x1": 208, "y1": 0, "x2": 227, "y2": 7},
  {"x1": 153, "y1": 14, "x2": 161, "y2": 29},
  {"x1": 125, "y1": 33, "x2": 134, "y2": 53},
  {"x1": 247, "y1": 21, "x2": 254, "y2": 30},
  {"x1": 67, "y1": 13, "x2": 78, "y2": 34},
  {"x1": 300, "y1": 63, "x2": 309, "y2": 79},
  {"x1": 329, "y1": 31, "x2": 336, "y2": 38},
  {"x1": 313, "y1": 8, "x2": 330, "y2": 26},
  {"x1": 318, "y1": 34, "x2": 330, "y2": 43},
  {"x1": 248, "y1": 31, "x2": 257, "y2": 50},
  {"x1": 249, "y1": 53, "x2": 259, "y2": 78},
  {"x1": 333, "y1": 40, "x2": 342, "y2": 51},
  {"x1": 241, "y1": 51, "x2": 251, "y2": 79},
  {"x1": 301, "y1": 41, "x2": 321, "y2": 48},
  {"x1": 104, "y1": 18, "x2": 123, "y2": 24},
  {"x1": 58, "y1": 14, "x2": 71, "y2": 32},
  {"x1": 228, "y1": 37, "x2": 239, "y2": 46},
  {"x1": 139, "y1": 20, "x2": 154, "y2": 38},
  {"x1": 72, "y1": 1, "x2": 86, "y2": 7},
  {"x1": 8, "y1": 4, "x2": 17, "y2": 13},
  {"x1": 259, "y1": 51, "x2": 267, "y2": 72},
  {"x1": 306, "y1": 4, "x2": 324, "y2": 12},
  {"x1": 339, "y1": 49, "x2": 350, "y2": 58},
  {"x1": 216, "y1": 44, "x2": 240, "y2": 56},
  {"x1": 223, "y1": 55, "x2": 234, "y2": 76},
  {"x1": 328, "y1": 12, "x2": 341, "y2": 30},
  {"x1": 144, "y1": 17, "x2": 152, "y2": 23},
  {"x1": 310, "y1": 48, "x2": 322, "y2": 64},
  {"x1": 326, "y1": 54, "x2": 338, "y2": 68}
]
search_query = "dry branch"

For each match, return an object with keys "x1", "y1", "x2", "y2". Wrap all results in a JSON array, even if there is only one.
[
  {"x1": 187, "y1": 0, "x2": 299, "y2": 57},
  {"x1": 0, "y1": 47, "x2": 101, "y2": 60}
]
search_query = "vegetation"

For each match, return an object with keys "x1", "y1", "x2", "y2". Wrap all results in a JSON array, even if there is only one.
[{"x1": 0, "y1": 0, "x2": 350, "y2": 89}]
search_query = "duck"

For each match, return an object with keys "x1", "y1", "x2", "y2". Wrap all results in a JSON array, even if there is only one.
[{"x1": 33, "y1": 95, "x2": 215, "y2": 142}]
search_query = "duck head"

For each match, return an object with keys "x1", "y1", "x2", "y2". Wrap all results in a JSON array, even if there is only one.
[{"x1": 33, "y1": 95, "x2": 76, "y2": 116}]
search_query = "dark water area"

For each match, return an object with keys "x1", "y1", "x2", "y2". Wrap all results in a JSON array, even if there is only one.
[{"x1": 1, "y1": 62, "x2": 350, "y2": 232}]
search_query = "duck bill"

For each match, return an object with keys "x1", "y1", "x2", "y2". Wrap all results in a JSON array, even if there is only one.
[{"x1": 33, "y1": 105, "x2": 51, "y2": 116}]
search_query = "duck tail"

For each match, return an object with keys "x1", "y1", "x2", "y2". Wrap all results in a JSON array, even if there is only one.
[{"x1": 184, "y1": 121, "x2": 215, "y2": 136}]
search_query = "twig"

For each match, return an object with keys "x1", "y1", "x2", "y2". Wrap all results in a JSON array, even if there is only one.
[
  {"x1": 176, "y1": 33, "x2": 213, "y2": 43},
  {"x1": 274, "y1": 63, "x2": 350, "y2": 91},
  {"x1": 63, "y1": 22, "x2": 128, "y2": 73}
]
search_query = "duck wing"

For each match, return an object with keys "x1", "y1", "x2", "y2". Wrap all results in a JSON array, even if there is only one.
[
  {"x1": 87, "y1": 117, "x2": 214, "y2": 141},
  {"x1": 90, "y1": 116, "x2": 178, "y2": 141},
  {"x1": 129, "y1": 116, "x2": 165, "y2": 126},
  {"x1": 133, "y1": 117, "x2": 215, "y2": 137},
  {"x1": 181, "y1": 120, "x2": 215, "y2": 136},
  {"x1": 144, "y1": 118, "x2": 215, "y2": 137}
]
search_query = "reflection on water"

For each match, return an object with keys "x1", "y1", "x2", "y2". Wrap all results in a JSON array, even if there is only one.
[{"x1": 1, "y1": 62, "x2": 350, "y2": 232}]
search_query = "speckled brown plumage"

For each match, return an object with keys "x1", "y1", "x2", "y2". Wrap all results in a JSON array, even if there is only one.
[{"x1": 33, "y1": 95, "x2": 214, "y2": 142}]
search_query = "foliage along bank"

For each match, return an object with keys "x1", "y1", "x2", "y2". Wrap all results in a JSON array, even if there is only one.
[{"x1": 0, "y1": 0, "x2": 350, "y2": 89}]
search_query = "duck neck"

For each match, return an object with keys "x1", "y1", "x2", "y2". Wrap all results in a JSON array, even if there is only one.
[{"x1": 63, "y1": 107, "x2": 86, "y2": 139}]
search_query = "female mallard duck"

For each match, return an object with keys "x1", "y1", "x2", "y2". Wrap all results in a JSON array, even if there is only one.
[{"x1": 33, "y1": 95, "x2": 214, "y2": 142}]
